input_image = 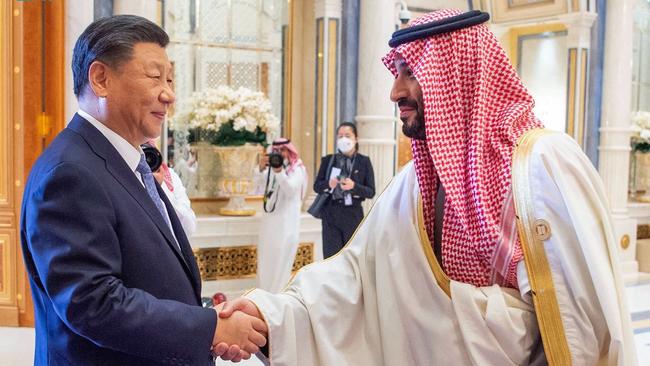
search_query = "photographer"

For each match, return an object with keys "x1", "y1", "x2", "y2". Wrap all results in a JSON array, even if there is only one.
[
  {"x1": 257, "y1": 138, "x2": 308, "y2": 293},
  {"x1": 313, "y1": 122, "x2": 375, "y2": 259}
]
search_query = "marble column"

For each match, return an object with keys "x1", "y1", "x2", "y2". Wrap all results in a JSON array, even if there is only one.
[
  {"x1": 356, "y1": 0, "x2": 397, "y2": 201},
  {"x1": 112, "y1": 0, "x2": 158, "y2": 23},
  {"x1": 598, "y1": 0, "x2": 639, "y2": 275},
  {"x1": 64, "y1": 0, "x2": 94, "y2": 123},
  {"x1": 559, "y1": 12, "x2": 597, "y2": 147},
  {"x1": 340, "y1": 0, "x2": 360, "y2": 124}
]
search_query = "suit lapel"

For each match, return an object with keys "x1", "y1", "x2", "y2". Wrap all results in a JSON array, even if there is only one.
[
  {"x1": 67, "y1": 114, "x2": 192, "y2": 276},
  {"x1": 157, "y1": 184, "x2": 203, "y2": 300}
]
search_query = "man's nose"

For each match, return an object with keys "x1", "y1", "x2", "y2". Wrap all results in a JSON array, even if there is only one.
[
  {"x1": 160, "y1": 85, "x2": 176, "y2": 105},
  {"x1": 390, "y1": 76, "x2": 407, "y2": 103}
]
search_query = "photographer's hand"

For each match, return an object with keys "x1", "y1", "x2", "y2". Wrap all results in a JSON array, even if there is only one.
[
  {"x1": 259, "y1": 155, "x2": 270, "y2": 172},
  {"x1": 273, "y1": 166, "x2": 283, "y2": 173}
]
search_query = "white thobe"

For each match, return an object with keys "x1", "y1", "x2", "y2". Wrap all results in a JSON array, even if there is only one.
[
  {"x1": 160, "y1": 167, "x2": 197, "y2": 237},
  {"x1": 245, "y1": 131, "x2": 636, "y2": 366},
  {"x1": 257, "y1": 166, "x2": 308, "y2": 293}
]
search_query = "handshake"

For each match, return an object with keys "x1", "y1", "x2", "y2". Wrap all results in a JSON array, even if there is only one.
[{"x1": 212, "y1": 298, "x2": 267, "y2": 362}]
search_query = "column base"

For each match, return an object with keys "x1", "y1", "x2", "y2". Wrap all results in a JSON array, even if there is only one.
[{"x1": 611, "y1": 216, "x2": 639, "y2": 275}]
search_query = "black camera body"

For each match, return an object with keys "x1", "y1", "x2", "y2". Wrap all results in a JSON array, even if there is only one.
[
  {"x1": 142, "y1": 145, "x2": 163, "y2": 172},
  {"x1": 268, "y1": 152, "x2": 284, "y2": 169}
]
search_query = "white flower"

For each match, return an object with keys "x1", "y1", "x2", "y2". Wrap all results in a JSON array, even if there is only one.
[
  {"x1": 168, "y1": 86, "x2": 281, "y2": 140},
  {"x1": 641, "y1": 129, "x2": 650, "y2": 140}
]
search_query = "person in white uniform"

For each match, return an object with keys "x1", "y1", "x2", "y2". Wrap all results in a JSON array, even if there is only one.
[
  {"x1": 212, "y1": 10, "x2": 637, "y2": 365},
  {"x1": 256, "y1": 138, "x2": 308, "y2": 293},
  {"x1": 146, "y1": 141, "x2": 198, "y2": 237}
]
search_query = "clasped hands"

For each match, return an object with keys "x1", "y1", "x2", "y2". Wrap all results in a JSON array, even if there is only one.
[{"x1": 212, "y1": 298, "x2": 267, "y2": 362}]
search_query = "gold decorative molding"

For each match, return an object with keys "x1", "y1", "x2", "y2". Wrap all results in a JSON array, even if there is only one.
[
  {"x1": 0, "y1": 214, "x2": 13, "y2": 228},
  {"x1": 193, "y1": 242, "x2": 314, "y2": 281},
  {"x1": 620, "y1": 234, "x2": 630, "y2": 250},
  {"x1": 291, "y1": 243, "x2": 314, "y2": 272},
  {"x1": 0, "y1": 236, "x2": 4, "y2": 292},
  {"x1": 637, "y1": 224, "x2": 650, "y2": 240},
  {"x1": 507, "y1": 23, "x2": 567, "y2": 70}
]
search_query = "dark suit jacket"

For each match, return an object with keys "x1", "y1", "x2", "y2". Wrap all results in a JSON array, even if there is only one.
[
  {"x1": 313, "y1": 153, "x2": 376, "y2": 206},
  {"x1": 20, "y1": 114, "x2": 216, "y2": 365}
]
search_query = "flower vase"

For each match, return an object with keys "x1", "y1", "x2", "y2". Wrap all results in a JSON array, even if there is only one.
[
  {"x1": 633, "y1": 150, "x2": 650, "y2": 203},
  {"x1": 191, "y1": 142, "x2": 221, "y2": 198},
  {"x1": 214, "y1": 144, "x2": 262, "y2": 216}
]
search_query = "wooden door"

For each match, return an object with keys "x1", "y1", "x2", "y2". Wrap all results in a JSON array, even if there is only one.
[{"x1": 0, "y1": 0, "x2": 65, "y2": 327}]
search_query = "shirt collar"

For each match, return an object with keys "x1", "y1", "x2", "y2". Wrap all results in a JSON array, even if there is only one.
[{"x1": 77, "y1": 109, "x2": 143, "y2": 173}]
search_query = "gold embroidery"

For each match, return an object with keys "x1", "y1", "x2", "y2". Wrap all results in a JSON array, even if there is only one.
[
  {"x1": 417, "y1": 196, "x2": 451, "y2": 297},
  {"x1": 513, "y1": 128, "x2": 572, "y2": 365}
]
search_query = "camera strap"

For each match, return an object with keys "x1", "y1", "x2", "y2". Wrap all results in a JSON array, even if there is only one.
[{"x1": 263, "y1": 167, "x2": 280, "y2": 213}]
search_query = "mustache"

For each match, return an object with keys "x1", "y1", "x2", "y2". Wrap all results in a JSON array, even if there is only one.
[{"x1": 397, "y1": 98, "x2": 418, "y2": 109}]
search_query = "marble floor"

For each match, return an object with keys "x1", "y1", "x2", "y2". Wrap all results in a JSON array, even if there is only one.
[{"x1": 1, "y1": 275, "x2": 649, "y2": 365}]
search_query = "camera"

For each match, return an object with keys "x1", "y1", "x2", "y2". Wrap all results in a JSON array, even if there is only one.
[
  {"x1": 268, "y1": 152, "x2": 284, "y2": 169},
  {"x1": 142, "y1": 145, "x2": 163, "y2": 172}
]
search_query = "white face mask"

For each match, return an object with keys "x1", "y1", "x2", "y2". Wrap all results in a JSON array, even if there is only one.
[{"x1": 337, "y1": 137, "x2": 355, "y2": 153}]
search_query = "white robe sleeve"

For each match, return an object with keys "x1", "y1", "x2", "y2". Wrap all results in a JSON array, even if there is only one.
[
  {"x1": 273, "y1": 167, "x2": 307, "y2": 200},
  {"x1": 161, "y1": 167, "x2": 197, "y2": 237},
  {"x1": 520, "y1": 132, "x2": 636, "y2": 366}
]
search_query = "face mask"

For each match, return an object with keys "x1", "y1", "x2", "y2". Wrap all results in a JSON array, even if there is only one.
[{"x1": 337, "y1": 137, "x2": 355, "y2": 153}]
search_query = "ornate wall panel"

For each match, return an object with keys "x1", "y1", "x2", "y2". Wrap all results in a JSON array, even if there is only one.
[{"x1": 193, "y1": 242, "x2": 314, "y2": 281}]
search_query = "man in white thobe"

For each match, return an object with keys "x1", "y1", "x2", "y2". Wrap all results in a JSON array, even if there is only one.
[
  {"x1": 214, "y1": 9, "x2": 637, "y2": 366},
  {"x1": 256, "y1": 138, "x2": 308, "y2": 293}
]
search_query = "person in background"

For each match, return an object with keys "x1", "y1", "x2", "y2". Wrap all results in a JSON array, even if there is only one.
[
  {"x1": 313, "y1": 122, "x2": 375, "y2": 259},
  {"x1": 146, "y1": 141, "x2": 198, "y2": 237},
  {"x1": 256, "y1": 138, "x2": 308, "y2": 293}
]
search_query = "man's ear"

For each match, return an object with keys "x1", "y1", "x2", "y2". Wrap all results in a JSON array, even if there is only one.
[{"x1": 87, "y1": 60, "x2": 110, "y2": 98}]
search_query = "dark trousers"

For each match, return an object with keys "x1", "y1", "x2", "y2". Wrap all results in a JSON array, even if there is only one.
[{"x1": 321, "y1": 201, "x2": 364, "y2": 259}]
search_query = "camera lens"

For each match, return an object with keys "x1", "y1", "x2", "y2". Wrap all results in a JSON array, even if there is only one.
[
  {"x1": 268, "y1": 152, "x2": 283, "y2": 169},
  {"x1": 142, "y1": 145, "x2": 163, "y2": 172}
]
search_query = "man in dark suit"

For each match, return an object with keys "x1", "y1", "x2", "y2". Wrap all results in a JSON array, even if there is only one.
[{"x1": 20, "y1": 15, "x2": 266, "y2": 365}]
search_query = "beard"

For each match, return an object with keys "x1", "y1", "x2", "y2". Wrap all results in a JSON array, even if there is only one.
[
  {"x1": 401, "y1": 114, "x2": 426, "y2": 140},
  {"x1": 398, "y1": 98, "x2": 426, "y2": 140}
]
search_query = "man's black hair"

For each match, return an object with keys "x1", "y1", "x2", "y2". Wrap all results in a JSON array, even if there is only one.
[{"x1": 72, "y1": 15, "x2": 169, "y2": 97}]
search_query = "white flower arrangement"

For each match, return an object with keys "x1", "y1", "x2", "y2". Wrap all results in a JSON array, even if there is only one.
[
  {"x1": 171, "y1": 86, "x2": 280, "y2": 146},
  {"x1": 632, "y1": 111, "x2": 650, "y2": 140}
]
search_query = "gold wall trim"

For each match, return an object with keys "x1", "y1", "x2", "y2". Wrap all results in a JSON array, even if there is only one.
[
  {"x1": 0, "y1": 0, "x2": 11, "y2": 206},
  {"x1": 0, "y1": 236, "x2": 4, "y2": 292},
  {"x1": 282, "y1": 0, "x2": 295, "y2": 138},
  {"x1": 577, "y1": 48, "x2": 588, "y2": 146},
  {"x1": 315, "y1": 18, "x2": 324, "y2": 159},
  {"x1": 507, "y1": 23, "x2": 567, "y2": 68},
  {"x1": 416, "y1": 196, "x2": 451, "y2": 297},
  {"x1": 567, "y1": 48, "x2": 577, "y2": 137},
  {"x1": 0, "y1": 214, "x2": 13, "y2": 228},
  {"x1": 326, "y1": 18, "x2": 338, "y2": 155},
  {"x1": 512, "y1": 128, "x2": 572, "y2": 365},
  {"x1": 193, "y1": 242, "x2": 314, "y2": 281}
]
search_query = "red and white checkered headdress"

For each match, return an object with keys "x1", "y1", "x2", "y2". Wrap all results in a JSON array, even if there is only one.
[{"x1": 383, "y1": 9, "x2": 543, "y2": 288}]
